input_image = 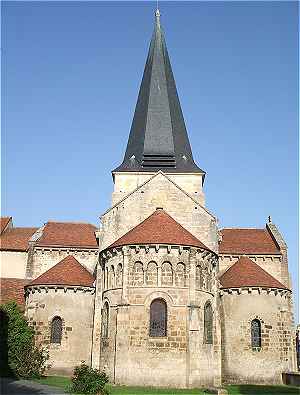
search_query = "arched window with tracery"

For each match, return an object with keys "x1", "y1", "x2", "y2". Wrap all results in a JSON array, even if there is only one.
[
  {"x1": 204, "y1": 302, "x2": 213, "y2": 344},
  {"x1": 149, "y1": 299, "x2": 167, "y2": 337},
  {"x1": 50, "y1": 316, "x2": 62, "y2": 344},
  {"x1": 101, "y1": 302, "x2": 109, "y2": 338},
  {"x1": 251, "y1": 319, "x2": 261, "y2": 349}
]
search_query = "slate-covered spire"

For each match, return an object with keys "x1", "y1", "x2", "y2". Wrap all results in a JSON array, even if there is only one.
[{"x1": 113, "y1": 10, "x2": 205, "y2": 175}]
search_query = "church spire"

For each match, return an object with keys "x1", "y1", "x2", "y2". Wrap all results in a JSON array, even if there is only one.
[{"x1": 113, "y1": 10, "x2": 205, "y2": 176}]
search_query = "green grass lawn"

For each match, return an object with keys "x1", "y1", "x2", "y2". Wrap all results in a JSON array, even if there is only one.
[{"x1": 33, "y1": 376, "x2": 300, "y2": 395}]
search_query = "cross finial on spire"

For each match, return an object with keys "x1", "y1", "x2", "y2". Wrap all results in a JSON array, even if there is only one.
[{"x1": 155, "y1": 8, "x2": 160, "y2": 20}]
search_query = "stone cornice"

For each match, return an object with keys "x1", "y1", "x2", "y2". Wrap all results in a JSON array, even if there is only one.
[
  {"x1": 101, "y1": 244, "x2": 217, "y2": 259},
  {"x1": 219, "y1": 254, "x2": 282, "y2": 260},
  {"x1": 34, "y1": 246, "x2": 98, "y2": 254},
  {"x1": 25, "y1": 284, "x2": 95, "y2": 295},
  {"x1": 219, "y1": 287, "x2": 291, "y2": 297}
]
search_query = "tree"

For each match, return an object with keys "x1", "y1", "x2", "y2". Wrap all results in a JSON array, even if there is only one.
[{"x1": 0, "y1": 301, "x2": 49, "y2": 378}]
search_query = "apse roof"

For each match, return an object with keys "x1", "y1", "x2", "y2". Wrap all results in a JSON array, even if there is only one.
[
  {"x1": 108, "y1": 208, "x2": 211, "y2": 251},
  {"x1": 219, "y1": 256, "x2": 287, "y2": 289},
  {"x1": 29, "y1": 255, "x2": 95, "y2": 287}
]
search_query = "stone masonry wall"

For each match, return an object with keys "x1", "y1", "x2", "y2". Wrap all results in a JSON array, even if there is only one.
[
  {"x1": 112, "y1": 172, "x2": 205, "y2": 206},
  {"x1": 219, "y1": 254, "x2": 289, "y2": 289},
  {"x1": 25, "y1": 286, "x2": 95, "y2": 375},
  {"x1": 0, "y1": 251, "x2": 28, "y2": 278},
  {"x1": 96, "y1": 245, "x2": 220, "y2": 388},
  {"x1": 220, "y1": 289, "x2": 296, "y2": 384},
  {"x1": 100, "y1": 172, "x2": 218, "y2": 252},
  {"x1": 28, "y1": 248, "x2": 98, "y2": 280}
]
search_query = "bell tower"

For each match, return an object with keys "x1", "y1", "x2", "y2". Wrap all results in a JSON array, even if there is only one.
[{"x1": 112, "y1": 10, "x2": 206, "y2": 206}]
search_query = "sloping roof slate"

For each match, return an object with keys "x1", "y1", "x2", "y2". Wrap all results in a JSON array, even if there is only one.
[
  {"x1": 29, "y1": 255, "x2": 95, "y2": 287},
  {"x1": 219, "y1": 228, "x2": 281, "y2": 255},
  {"x1": 108, "y1": 209, "x2": 211, "y2": 251},
  {"x1": 36, "y1": 222, "x2": 98, "y2": 249},
  {"x1": 0, "y1": 227, "x2": 38, "y2": 251},
  {"x1": 113, "y1": 11, "x2": 204, "y2": 175},
  {"x1": 0, "y1": 278, "x2": 29, "y2": 309},
  {"x1": 219, "y1": 256, "x2": 287, "y2": 289}
]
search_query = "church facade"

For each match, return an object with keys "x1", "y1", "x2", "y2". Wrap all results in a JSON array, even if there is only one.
[{"x1": 1, "y1": 11, "x2": 297, "y2": 388}]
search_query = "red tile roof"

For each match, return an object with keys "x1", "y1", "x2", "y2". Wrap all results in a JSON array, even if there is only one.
[
  {"x1": 0, "y1": 217, "x2": 12, "y2": 234},
  {"x1": 0, "y1": 227, "x2": 38, "y2": 251},
  {"x1": 0, "y1": 278, "x2": 29, "y2": 309},
  {"x1": 219, "y1": 256, "x2": 287, "y2": 289},
  {"x1": 36, "y1": 222, "x2": 98, "y2": 249},
  {"x1": 108, "y1": 209, "x2": 211, "y2": 251},
  {"x1": 29, "y1": 255, "x2": 95, "y2": 287},
  {"x1": 219, "y1": 228, "x2": 280, "y2": 255}
]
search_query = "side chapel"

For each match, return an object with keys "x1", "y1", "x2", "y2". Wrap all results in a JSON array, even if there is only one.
[{"x1": 1, "y1": 10, "x2": 297, "y2": 388}]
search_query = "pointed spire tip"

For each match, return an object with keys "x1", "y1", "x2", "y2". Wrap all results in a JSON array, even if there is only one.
[{"x1": 155, "y1": 8, "x2": 160, "y2": 22}]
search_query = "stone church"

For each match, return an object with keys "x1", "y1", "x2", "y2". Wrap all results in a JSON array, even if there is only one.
[{"x1": 1, "y1": 10, "x2": 297, "y2": 388}]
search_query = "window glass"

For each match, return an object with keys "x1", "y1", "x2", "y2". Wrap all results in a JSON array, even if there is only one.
[
  {"x1": 150, "y1": 299, "x2": 167, "y2": 337},
  {"x1": 251, "y1": 319, "x2": 261, "y2": 348},
  {"x1": 50, "y1": 316, "x2": 62, "y2": 344}
]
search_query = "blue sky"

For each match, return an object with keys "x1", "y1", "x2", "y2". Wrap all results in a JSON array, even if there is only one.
[{"x1": 2, "y1": 1, "x2": 298, "y2": 319}]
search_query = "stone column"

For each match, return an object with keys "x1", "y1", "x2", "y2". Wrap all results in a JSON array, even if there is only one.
[
  {"x1": 91, "y1": 258, "x2": 103, "y2": 369},
  {"x1": 213, "y1": 268, "x2": 222, "y2": 387},
  {"x1": 158, "y1": 264, "x2": 162, "y2": 287},
  {"x1": 186, "y1": 248, "x2": 197, "y2": 387},
  {"x1": 188, "y1": 248, "x2": 197, "y2": 306},
  {"x1": 121, "y1": 247, "x2": 130, "y2": 304},
  {"x1": 115, "y1": 247, "x2": 131, "y2": 384}
]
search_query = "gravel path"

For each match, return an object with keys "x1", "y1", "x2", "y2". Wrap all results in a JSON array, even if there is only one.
[{"x1": 0, "y1": 378, "x2": 65, "y2": 395}]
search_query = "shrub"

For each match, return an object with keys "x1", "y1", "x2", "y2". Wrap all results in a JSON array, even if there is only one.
[
  {"x1": 70, "y1": 362, "x2": 109, "y2": 395},
  {"x1": 0, "y1": 301, "x2": 49, "y2": 378}
]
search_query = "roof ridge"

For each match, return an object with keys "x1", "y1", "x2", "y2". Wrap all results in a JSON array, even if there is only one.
[
  {"x1": 8, "y1": 226, "x2": 38, "y2": 230},
  {"x1": 221, "y1": 227, "x2": 266, "y2": 230},
  {"x1": 46, "y1": 221, "x2": 97, "y2": 226}
]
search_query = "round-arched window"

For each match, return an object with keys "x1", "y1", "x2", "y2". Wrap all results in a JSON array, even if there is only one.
[
  {"x1": 50, "y1": 316, "x2": 62, "y2": 344},
  {"x1": 149, "y1": 299, "x2": 167, "y2": 337},
  {"x1": 251, "y1": 319, "x2": 261, "y2": 349}
]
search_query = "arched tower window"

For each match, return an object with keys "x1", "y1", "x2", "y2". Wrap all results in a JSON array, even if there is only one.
[
  {"x1": 204, "y1": 302, "x2": 213, "y2": 344},
  {"x1": 50, "y1": 316, "x2": 62, "y2": 344},
  {"x1": 251, "y1": 319, "x2": 261, "y2": 349},
  {"x1": 149, "y1": 299, "x2": 167, "y2": 337},
  {"x1": 101, "y1": 302, "x2": 109, "y2": 338}
]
